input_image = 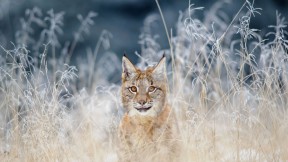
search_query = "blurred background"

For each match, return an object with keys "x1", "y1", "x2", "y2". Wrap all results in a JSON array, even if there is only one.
[{"x1": 0, "y1": 0, "x2": 287, "y2": 65}]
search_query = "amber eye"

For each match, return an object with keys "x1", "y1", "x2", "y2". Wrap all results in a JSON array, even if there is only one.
[
  {"x1": 129, "y1": 86, "x2": 137, "y2": 93},
  {"x1": 148, "y1": 86, "x2": 156, "y2": 93}
]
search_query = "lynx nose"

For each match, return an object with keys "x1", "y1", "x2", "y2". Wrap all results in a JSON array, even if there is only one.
[{"x1": 138, "y1": 100, "x2": 146, "y2": 106}]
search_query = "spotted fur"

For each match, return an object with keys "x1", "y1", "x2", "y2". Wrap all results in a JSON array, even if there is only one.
[{"x1": 118, "y1": 55, "x2": 178, "y2": 162}]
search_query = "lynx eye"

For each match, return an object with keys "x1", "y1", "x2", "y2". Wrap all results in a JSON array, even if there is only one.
[
  {"x1": 148, "y1": 86, "x2": 157, "y2": 93},
  {"x1": 129, "y1": 86, "x2": 137, "y2": 93}
]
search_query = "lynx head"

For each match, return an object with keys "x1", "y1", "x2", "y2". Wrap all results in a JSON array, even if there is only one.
[{"x1": 121, "y1": 55, "x2": 168, "y2": 117}]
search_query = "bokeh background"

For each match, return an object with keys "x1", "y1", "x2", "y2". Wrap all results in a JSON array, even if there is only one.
[{"x1": 0, "y1": 0, "x2": 287, "y2": 64}]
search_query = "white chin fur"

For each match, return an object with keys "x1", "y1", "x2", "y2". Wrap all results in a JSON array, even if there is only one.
[{"x1": 128, "y1": 108, "x2": 157, "y2": 117}]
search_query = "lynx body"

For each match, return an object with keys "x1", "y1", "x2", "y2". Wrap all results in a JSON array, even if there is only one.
[{"x1": 118, "y1": 55, "x2": 178, "y2": 161}]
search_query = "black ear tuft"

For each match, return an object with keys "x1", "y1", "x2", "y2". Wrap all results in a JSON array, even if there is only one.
[
  {"x1": 162, "y1": 53, "x2": 165, "y2": 58},
  {"x1": 123, "y1": 53, "x2": 126, "y2": 57}
]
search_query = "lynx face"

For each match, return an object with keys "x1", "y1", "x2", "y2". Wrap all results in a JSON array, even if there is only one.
[{"x1": 121, "y1": 55, "x2": 168, "y2": 117}]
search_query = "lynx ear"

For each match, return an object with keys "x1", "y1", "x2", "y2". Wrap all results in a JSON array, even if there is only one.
[
  {"x1": 122, "y1": 54, "x2": 136, "y2": 79},
  {"x1": 152, "y1": 55, "x2": 167, "y2": 81}
]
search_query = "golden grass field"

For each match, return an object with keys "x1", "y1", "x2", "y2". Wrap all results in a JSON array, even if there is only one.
[{"x1": 0, "y1": 0, "x2": 288, "y2": 161}]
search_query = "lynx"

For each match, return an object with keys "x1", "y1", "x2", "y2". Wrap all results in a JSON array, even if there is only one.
[{"x1": 118, "y1": 55, "x2": 178, "y2": 162}]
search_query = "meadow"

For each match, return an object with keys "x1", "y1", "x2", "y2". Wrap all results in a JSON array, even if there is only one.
[{"x1": 0, "y1": 0, "x2": 288, "y2": 161}]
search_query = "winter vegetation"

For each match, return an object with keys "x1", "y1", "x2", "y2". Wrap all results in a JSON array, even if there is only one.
[{"x1": 0, "y1": 0, "x2": 288, "y2": 161}]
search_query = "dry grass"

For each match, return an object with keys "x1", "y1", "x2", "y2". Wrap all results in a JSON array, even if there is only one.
[{"x1": 0, "y1": 0, "x2": 288, "y2": 161}]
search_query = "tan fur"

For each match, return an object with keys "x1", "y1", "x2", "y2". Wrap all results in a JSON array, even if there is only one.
[{"x1": 118, "y1": 55, "x2": 178, "y2": 162}]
